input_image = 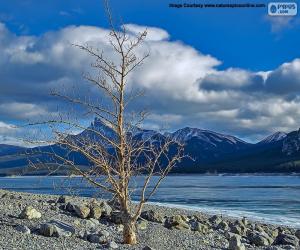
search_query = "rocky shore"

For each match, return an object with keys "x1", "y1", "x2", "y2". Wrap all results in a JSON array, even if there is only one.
[{"x1": 0, "y1": 189, "x2": 299, "y2": 250}]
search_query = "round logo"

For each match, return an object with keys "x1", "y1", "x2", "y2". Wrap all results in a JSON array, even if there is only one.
[{"x1": 270, "y1": 4, "x2": 277, "y2": 13}]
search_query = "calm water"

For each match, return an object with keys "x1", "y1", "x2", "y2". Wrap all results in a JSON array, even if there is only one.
[{"x1": 0, "y1": 175, "x2": 299, "y2": 228}]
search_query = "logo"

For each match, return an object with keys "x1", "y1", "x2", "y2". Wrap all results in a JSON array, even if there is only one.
[{"x1": 268, "y1": 2, "x2": 297, "y2": 16}]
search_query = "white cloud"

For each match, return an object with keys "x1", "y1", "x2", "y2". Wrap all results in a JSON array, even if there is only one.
[{"x1": 0, "y1": 22, "x2": 300, "y2": 143}]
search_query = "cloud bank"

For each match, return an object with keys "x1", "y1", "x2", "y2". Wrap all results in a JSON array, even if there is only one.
[{"x1": 0, "y1": 22, "x2": 300, "y2": 143}]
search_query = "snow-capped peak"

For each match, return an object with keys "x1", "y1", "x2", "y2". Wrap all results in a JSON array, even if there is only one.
[{"x1": 258, "y1": 131, "x2": 287, "y2": 144}]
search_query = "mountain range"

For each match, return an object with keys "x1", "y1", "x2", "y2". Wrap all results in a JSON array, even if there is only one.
[{"x1": 0, "y1": 118, "x2": 300, "y2": 175}]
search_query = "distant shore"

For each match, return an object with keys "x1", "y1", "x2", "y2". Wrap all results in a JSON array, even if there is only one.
[{"x1": 0, "y1": 189, "x2": 299, "y2": 249}]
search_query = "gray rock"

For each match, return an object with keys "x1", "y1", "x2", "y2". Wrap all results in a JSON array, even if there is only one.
[
  {"x1": 164, "y1": 215, "x2": 190, "y2": 230},
  {"x1": 295, "y1": 229, "x2": 300, "y2": 239},
  {"x1": 100, "y1": 230, "x2": 110, "y2": 237},
  {"x1": 73, "y1": 204, "x2": 90, "y2": 219},
  {"x1": 143, "y1": 247, "x2": 155, "y2": 250},
  {"x1": 141, "y1": 210, "x2": 164, "y2": 223},
  {"x1": 39, "y1": 220, "x2": 74, "y2": 237},
  {"x1": 275, "y1": 233, "x2": 299, "y2": 247},
  {"x1": 89, "y1": 204, "x2": 102, "y2": 219},
  {"x1": 137, "y1": 219, "x2": 148, "y2": 230},
  {"x1": 99, "y1": 201, "x2": 112, "y2": 217},
  {"x1": 19, "y1": 206, "x2": 42, "y2": 220},
  {"x1": 192, "y1": 221, "x2": 209, "y2": 234},
  {"x1": 266, "y1": 247, "x2": 285, "y2": 250},
  {"x1": 108, "y1": 241, "x2": 118, "y2": 249},
  {"x1": 209, "y1": 215, "x2": 222, "y2": 225},
  {"x1": 231, "y1": 225, "x2": 245, "y2": 235},
  {"x1": 87, "y1": 234, "x2": 108, "y2": 244},
  {"x1": 40, "y1": 223, "x2": 57, "y2": 237},
  {"x1": 15, "y1": 225, "x2": 31, "y2": 234},
  {"x1": 248, "y1": 231, "x2": 270, "y2": 246},
  {"x1": 57, "y1": 195, "x2": 69, "y2": 203},
  {"x1": 110, "y1": 211, "x2": 123, "y2": 224},
  {"x1": 229, "y1": 234, "x2": 245, "y2": 250},
  {"x1": 217, "y1": 220, "x2": 229, "y2": 231}
]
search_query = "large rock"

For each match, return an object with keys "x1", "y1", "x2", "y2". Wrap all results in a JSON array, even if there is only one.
[
  {"x1": 192, "y1": 221, "x2": 209, "y2": 234},
  {"x1": 87, "y1": 234, "x2": 108, "y2": 244},
  {"x1": 39, "y1": 220, "x2": 75, "y2": 237},
  {"x1": 275, "y1": 233, "x2": 299, "y2": 247},
  {"x1": 15, "y1": 225, "x2": 31, "y2": 234},
  {"x1": 164, "y1": 215, "x2": 190, "y2": 230},
  {"x1": 19, "y1": 206, "x2": 42, "y2": 220},
  {"x1": 89, "y1": 204, "x2": 102, "y2": 219},
  {"x1": 247, "y1": 231, "x2": 270, "y2": 246},
  {"x1": 295, "y1": 229, "x2": 300, "y2": 239},
  {"x1": 137, "y1": 219, "x2": 148, "y2": 230},
  {"x1": 73, "y1": 204, "x2": 90, "y2": 219},
  {"x1": 57, "y1": 195, "x2": 70, "y2": 203},
  {"x1": 209, "y1": 215, "x2": 222, "y2": 225},
  {"x1": 217, "y1": 221, "x2": 229, "y2": 231},
  {"x1": 110, "y1": 211, "x2": 123, "y2": 224},
  {"x1": 141, "y1": 210, "x2": 164, "y2": 223},
  {"x1": 99, "y1": 201, "x2": 112, "y2": 217},
  {"x1": 229, "y1": 234, "x2": 245, "y2": 250}
]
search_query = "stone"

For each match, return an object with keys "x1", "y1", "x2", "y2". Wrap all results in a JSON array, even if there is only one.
[
  {"x1": 137, "y1": 220, "x2": 148, "y2": 230},
  {"x1": 19, "y1": 206, "x2": 42, "y2": 220},
  {"x1": 229, "y1": 234, "x2": 245, "y2": 250},
  {"x1": 209, "y1": 215, "x2": 222, "y2": 225},
  {"x1": 39, "y1": 220, "x2": 74, "y2": 237},
  {"x1": 57, "y1": 195, "x2": 69, "y2": 203},
  {"x1": 89, "y1": 204, "x2": 102, "y2": 219},
  {"x1": 15, "y1": 225, "x2": 31, "y2": 234},
  {"x1": 141, "y1": 210, "x2": 164, "y2": 223},
  {"x1": 40, "y1": 223, "x2": 57, "y2": 237},
  {"x1": 143, "y1": 247, "x2": 155, "y2": 250},
  {"x1": 73, "y1": 204, "x2": 90, "y2": 219},
  {"x1": 164, "y1": 215, "x2": 190, "y2": 230},
  {"x1": 110, "y1": 211, "x2": 123, "y2": 224},
  {"x1": 275, "y1": 233, "x2": 299, "y2": 247},
  {"x1": 99, "y1": 201, "x2": 112, "y2": 217},
  {"x1": 192, "y1": 222, "x2": 209, "y2": 234},
  {"x1": 265, "y1": 247, "x2": 285, "y2": 250},
  {"x1": 295, "y1": 229, "x2": 300, "y2": 239},
  {"x1": 231, "y1": 225, "x2": 243, "y2": 235},
  {"x1": 247, "y1": 231, "x2": 270, "y2": 246},
  {"x1": 217, "y1": 220, "x2": 229, "y2": 231},
  {"x1": 108, "y1": 241, "x2": 118, "y2": 249},
  {"x1": 87, "y1": 234, "x2": 108, "y2": 244}
]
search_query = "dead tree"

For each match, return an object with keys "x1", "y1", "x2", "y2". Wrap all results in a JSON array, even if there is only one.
[{"x1": 28, "y1": 2, "x2": 184, "y2": 245}]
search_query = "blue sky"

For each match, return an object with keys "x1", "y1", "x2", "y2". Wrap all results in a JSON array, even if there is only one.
[
  {"x1": 2, "y1": 0, "x2": 299, "y2": 70},
  {"x1": 0, "y1": 0, "x2": 300, "y2": 144}
]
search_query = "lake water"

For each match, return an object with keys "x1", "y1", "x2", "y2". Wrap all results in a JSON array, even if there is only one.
[{"x1": 0, "y1": 175, "x2": 299, "y2": 228}]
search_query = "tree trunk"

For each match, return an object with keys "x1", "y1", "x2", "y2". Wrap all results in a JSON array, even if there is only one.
[{"x1": 123, "y1": 220, "x2": 137, "y2": 244}]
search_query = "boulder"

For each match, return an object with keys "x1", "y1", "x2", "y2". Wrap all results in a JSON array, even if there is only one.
[
  {"x1": 143, "y1": 247, "x2": 155, "y2": 250},
  {"x1": 231, "y1": 225, "x2": 244, "y2": 235},
  {"x1": 57, "y1": 195, "x2": 69, "y2": 204},
  {"x1": 19, "y1": 206, "x2": 42, "y2": 220},
  {"x1": 141, "y1": 210, "x2": 164, "y2": 223},
  {"x1": 229, "y1": 234, "x2": 245, "y2": 250},
  {"x1": 137, "y1": 219, "x2": 148, "y2": 230},
  {"x1": 110, "y1": 211, "x2": 123, "y2": 224},
  {"x1": 87, "y1": 234, "x2": 108, "y2": 244},
  {"x1": 108, "y1": 241, "x2": 118, "y2": 249},
  {"x1": 39, "y1": 220, "x2": 75, "y2": 237},
  {"x1": 99, "y1": 201, "x2": 112, "y2": 217},
  {"x1": 192, "y1": 222, "x2": 209, "y2": 234},
  {"x1": 164, "y1": 215, "x2": 190, "y2": 230},
  {"x1": 247, "y1": 231, "x2": 270, "y2": 246},
  {"x1": 89, "y1": 204, "x2": 102, "y2": 219},
  {"x1": 40, "y1": 223, "x2": 57, "y2": 237},
  {"x1": 209, "y1": 215, "x2": 222, "y2": 225},
  {"x1": 275, "y1": 233, "x2": 299, "y2": 247},
  {"x1": 295, "y1": 229, "x2": 300, "y2": 239},
  {"x1": 73, "y1": 204, "x2": 90, "y2": 219},
  {"x1": 217, "y1": 221, "x2": 229, "y2": 231},
  {"x1": 15, "y1": 225, "x2": 31, "y2": 234}
]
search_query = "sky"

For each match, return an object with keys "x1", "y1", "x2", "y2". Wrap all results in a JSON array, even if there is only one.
[{"x1": 0, "y1": 0, "x2": 300, "y2": 145}]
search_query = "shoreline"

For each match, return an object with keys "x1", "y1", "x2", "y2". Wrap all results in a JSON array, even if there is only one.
[{"x1": 0, "y1": 189, "x2": 299, "y2": 249}]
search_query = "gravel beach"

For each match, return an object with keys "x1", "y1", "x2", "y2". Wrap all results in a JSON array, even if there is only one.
[{"x1": 0, "y1": 189, "x2": 299, "y2": 250}]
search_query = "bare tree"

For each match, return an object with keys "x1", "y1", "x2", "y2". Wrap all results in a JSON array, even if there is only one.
[{"x1": 27, "y1": 1, "x2": 184, "y2": 245}]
